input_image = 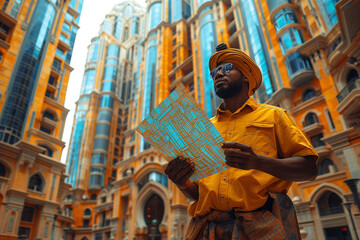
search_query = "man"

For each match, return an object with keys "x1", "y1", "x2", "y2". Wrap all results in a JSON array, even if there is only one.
[{"x1": 164, "y1": 43, "x2": 318, "y2": 239}]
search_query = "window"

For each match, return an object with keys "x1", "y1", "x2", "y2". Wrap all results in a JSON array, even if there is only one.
[
  {"x1": 303, "y1": 89, "x2": 316, "y2": 101},
  {"x1": 311, "y1": 134, "x2": 325, "y2": 148},
  {"x1": 83, "y1": 220, "x2": 89, "y2": 227},
  {"x1": 279, "y1": 28, "x2": 304, "y2": 54},
  {"x1": 317, "y1": 191, "x2": 343, "y2": 216},
  {"x1": 43, "y1": 111, "x2": 55, "y2": 121},
  {"x1": 28, "y1": 174, "x2": 44, "y2": 192},
  {"x1": 284, "y1": 52, "x2": 312, "y2": 76},
  {"x1": 318, "y1": 159, "x2": 337, "y2": 175},
  {"x1": 148, "y1": 2, "x2": 161, "y2": 31},
  {"x1": 90, "y1": 194, "x2": 97, "y2": 200},
  {"x1": 38, "y1": 144, "x2": 53, "y2": 157},
  {"x1": 273, "y1": 8, "x2": 298, "y2": 32},
  {"x1": 101, "y1": 197, "x2": 106, "y2": 203},
  {"x1": 40, "y1": 125, "x2": 52, "y2": 134},
  {"x1": 316, "y1": 0, "x2": 340, "y2": 30},
  {"x1": 20, "y1": 206, "x2": 35, "y2": 222},
  {"x1": 0, "y1": 162, "x2": 6, "y2": 177},
  {"x1": 304, "y1": 113, "x2": 319, "y2": 126},
  {"x1": 346, "y1": 69, "x2": 359, "y2": 84},
  {"x1": 84, "y1": 208, "x2": 91, "y2": 216}
]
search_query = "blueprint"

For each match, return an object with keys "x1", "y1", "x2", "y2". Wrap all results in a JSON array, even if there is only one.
[{"x1": 136, "y1": 84, "x2": 227, "y2": 181}]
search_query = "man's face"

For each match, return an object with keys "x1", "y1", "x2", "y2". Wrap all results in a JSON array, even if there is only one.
[{"x1": 211, "y1": 62, "x2": 245, "y2": 99}]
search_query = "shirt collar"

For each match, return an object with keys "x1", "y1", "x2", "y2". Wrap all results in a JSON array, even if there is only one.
[{"x1": 216, "y1": 97, "x2": 258, "y2": 117}]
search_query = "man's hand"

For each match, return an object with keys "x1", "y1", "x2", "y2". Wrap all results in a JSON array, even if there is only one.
[
  {"x1": 164, "y1": 156, "x2": 198, "y2": 200},
  {"x1": 164, "y1": 156, "x2": 195, "y2": 188},
  {"x1": 222, "y1": 142, "x2": 259, "y2": 170},
  {"x1": 222, "y1": 142, "x2": 318, "y2": 181}
]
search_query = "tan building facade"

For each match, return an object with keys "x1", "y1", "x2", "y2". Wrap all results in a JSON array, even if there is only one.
[
  {"x1": 65, "y1": 0, "x2": 360, "y2": 239},
  {"x1": 0, "y1": 0, "x2": 84, "y2": 239}
]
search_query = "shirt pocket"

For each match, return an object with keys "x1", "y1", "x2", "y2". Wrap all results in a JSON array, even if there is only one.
[{"x1": 243, "y1": 122, "x2": 275, "y2": 155}]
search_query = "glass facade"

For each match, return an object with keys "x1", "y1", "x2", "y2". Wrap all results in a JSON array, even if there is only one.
[
  {"x1": 0, "y1": 0, "x2": 56, "y2": 144},
  {"x1": 199, "y1": 8, "x2": 219, "y2": 117},
  {"x1": 170, "y1": 0, "x2": 182, "y2": 23},
  {"x1": 88, "y1": 44, "x2": 119, "y2": 188},
  {"x1": 284, "y1": 52, "x2": 312, "y2": 76},
  {"x1": 148, "y1": 2, "x2": 161, "y2": 31},
  {"x1": 115, "y1": 18, "x2": 123, "y2": 40},
  {"x1": 86, "y1": 40, "x2": 99, "y2": 62},
  {"x1": 316, "y1": 0, "x2": 340, "y2": 30},
  {"x1": 241, "y1": 0, "x2": 275, "y2": 102},
  {"x1": 102, "y1": 20, "x2": 113, "y2": 35},
  {"x1": 66, "y1": 101, "x2": 87, "y2": 187},
  {"x1": 81, "y1": 69, "x2": 95, "y2": 94},
  {"x1": 278, "y1": 28, "x2": 304, "y2": 54},
  {"x1": 273, "y1": 8, "x2": 297, "y2": 32},
  {"x1": 131, "y1": 16, "x2": 139, "y2": 36}
]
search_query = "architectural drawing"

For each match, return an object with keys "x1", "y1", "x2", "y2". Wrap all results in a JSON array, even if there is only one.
[{"x1": 136, "y1": 84, "x2": 227, "y2": 181}]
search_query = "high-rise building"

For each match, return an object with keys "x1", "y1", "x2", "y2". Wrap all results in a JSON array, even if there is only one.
[
  {"x1": 0, "y1": 0, "x2": 84, "y2": 239},
  {"x1": 65, "y1": 0, "x2": 360, "y2": 239}
]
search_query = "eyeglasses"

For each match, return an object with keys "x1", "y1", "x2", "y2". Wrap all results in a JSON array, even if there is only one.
[{"x1": 210, "y1": 63, "x2": 233, "y2": 79}]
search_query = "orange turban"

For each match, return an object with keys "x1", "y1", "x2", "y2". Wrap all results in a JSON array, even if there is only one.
[{"x1": 209, "y1": 46, "x2": 262, "y2": 96}]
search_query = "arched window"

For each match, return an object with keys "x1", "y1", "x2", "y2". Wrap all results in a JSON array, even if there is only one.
[
  {"x1": 318, "y1": 159, "x2": 337, "y2": 175},
  {"x1": 304, "y1": 113, "x2": 319, "y2": 126},
  {"x1": 84, "y1": 208, "x2": 91, "y2": 216},
  {"x1": 346, "y1": 69, "x2": 359, "y2": 84},
  {"x1": 317, "y1": 191, "x2": 344, "y2": 216},
  {"x1": 43, "y1": 111, "x2": 55, "y2": 121},
  {"x1": 28, "y1": 174, "x2": 44, "y2": 192},
  {"x1": 143, "y1": 194, "x2": 164, "y2": 228},
  {"x1": 38, "y1": 144, "x2": 53, "y2": 157},
  {"x1": 90, "y1": 194, "x2": 97, "y2": 200},
  {"x1": 81, "y1": 238, "x2": 88, "y2": 240},
  {"x1": 0, "y1": 162, "x2": 6, "y2": 177},
  {"x1": 303, "y1": 89, "x2": 316, "y2": 101}
]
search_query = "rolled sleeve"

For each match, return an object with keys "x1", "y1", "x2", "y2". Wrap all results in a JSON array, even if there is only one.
[{"x1": 276, "y1": 111, "x2": 318, "y2": 160}]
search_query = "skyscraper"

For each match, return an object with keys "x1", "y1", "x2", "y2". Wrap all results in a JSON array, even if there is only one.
[
  {"x1": 0, "y1": 0, "x2": 84, "y2": 239},
  {"x1": 66, "y1": 0, "x2": 360, "y2": 239}
]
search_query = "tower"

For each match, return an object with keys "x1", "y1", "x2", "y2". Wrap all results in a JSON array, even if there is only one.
[{"x1": 0, "y1": 0, "x2": 84, "y2": 239}]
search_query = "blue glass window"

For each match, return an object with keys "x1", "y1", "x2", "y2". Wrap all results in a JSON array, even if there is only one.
[
  {"x1": 124, "y1": 4, "x2": 133, "y2": 18},
  {"x1": 284, "y1": 52, "x2": 312, "y2": 76},
  {"x1": 87, "y1": 43, "x2": 99, "y2": 62},
  {"x1": 95, "y1": 123, "x2": 110, "y2": 136},
  {"x1": 273, "y1": 8, "x2": 298, "y2": 32},
  {"x1": 102, "y1": 20, "x2": 113, "y2": 35},
  {"x1": 279, "y1": 28, "x2": 304, "y2": 54},
  {"x1": 101, "y1": 81, "x2": 116, "y2": 92},
  {"x1": 10, "y1": 0, "x2": 23, "y2": 18},
  {"x1": 69, "y1": 0, "x2": 76, "y2": 10},
  {"x1": 91, "y1": 152, "x2": 107, "y2": 165},
  {"x1": 93, "y1": 138, "x2": 109, "y2": 151},
  {"x1": 81, "y1": 69, "x2": 95, "y2": 94},
  {"x1": 241, "y1": 0, "x2": 275, "y2": 102},
  {"x1": 0, "y1": 0, "x2": 56, "y2": 144},
  {"x1": 103, "y1": 65, "x2": 117, "y2": 80},
  {"x1": 197, "y1": 0, "x2": 211, "y2": 8},
  {"x1": 98, "y1": 110, "x2": 112, "y2": 122},
  {"x1": 170, "y1": 0, "x2": 182, "y2": 23},
  {"x1": 115, "y1": 18, "x2": 122, "y2": 40},
  {"x1": 148, "y1": 2, "x2": 161, "y2": 31},
  {"x1": 107, "y1": 44, "x2": 119, "y2": 57},
  {"x1": 303, "y1": 89, "x2": 316, "y2": 101},
  {"x1": 131, "y1": 16, "x2": 139, "y2": 36},
  {"x1": 316, "y1": 0, "x2": 340, "y2": 30},
  {"x1": 199, "y1": 11, "x2": 218, "y2": 117},
  {"x1": 100, "y1": 95, "x2": 114, "y2": 108},
  {"x1": 66, "y1": 108, "x2": 86, "y2": 187}
]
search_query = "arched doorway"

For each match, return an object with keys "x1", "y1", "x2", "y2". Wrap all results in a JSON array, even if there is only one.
[
  {"x1": 143, "y1": 194, "x2": 164, "y2": 240},
  {"x1": 317, "y1": 191, "x2": 352, "y2": 239}
]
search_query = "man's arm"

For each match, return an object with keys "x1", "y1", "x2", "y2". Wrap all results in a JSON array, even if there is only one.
[
  {"x1": 164, "y1": 156, "x2": 199, "y2": 200},
  {"x1": 222, "y1": 142, "x2": 318, "y2": 181}
]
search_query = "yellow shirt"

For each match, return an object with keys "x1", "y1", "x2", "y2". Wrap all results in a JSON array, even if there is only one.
[{"x1": 188, "y1": 97, "x2": 318, "y2": 217}]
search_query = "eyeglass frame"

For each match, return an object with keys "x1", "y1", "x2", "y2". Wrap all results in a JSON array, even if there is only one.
[{"x1": 210, "y1": 63, "x2": 234, "y2": 79}]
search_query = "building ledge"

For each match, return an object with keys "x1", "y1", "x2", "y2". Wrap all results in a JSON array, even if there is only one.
[
  {"x1": 336, "y1": 79, "x2": 360, "y2": 115},
  {"x1": 303, "y1": 122, "x2": 323, "y2": 136},
  {"x1": 289, "y1": 69, "x2": 316, "y2": 88},
  {"x1": 292, "y1": 95, "x2": 325, "y2": 115},
  {"x1": 322, "y1": 127, "x2": 358, "y2": 150},
  {"x1": 315, "y1": 145, "x2": 332, "y2": 158},
  {"x1": 297, "y1": 170, "x2": 347, "y2": 188}
]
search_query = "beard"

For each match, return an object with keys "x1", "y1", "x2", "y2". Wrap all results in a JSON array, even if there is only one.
[{"x1": 215, "y1": 80, "x2": 242, "y2": 99}]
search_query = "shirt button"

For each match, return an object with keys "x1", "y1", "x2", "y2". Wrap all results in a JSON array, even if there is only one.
[
  {"x1": 223, "y1": 178, "x2": 226, "y2": 181},
  {"x1": 221, "y1": 194, "x2": 224, "y2": 198},
  {"x1": 229, "y1": 132, "x2": 231, "y2": 135}
]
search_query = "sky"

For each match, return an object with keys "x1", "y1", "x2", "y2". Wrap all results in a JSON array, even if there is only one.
[{"x1": 60, "y1": 0, "x2": 146, "y2": 163}]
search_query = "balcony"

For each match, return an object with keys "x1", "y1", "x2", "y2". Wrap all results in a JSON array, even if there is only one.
[
  {"x1": 302, "y1": 122, "x2": 323, "y2": 136},
  {"x1": 313, "y1": 140, "x2": 332, "y2": 158},
  {"x1": 289, "y1": 69, "x2": 315, "y2": 88},
  {"x1": 336, "y1": 79, "x2": 360, "y2": 115}
]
